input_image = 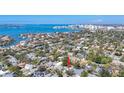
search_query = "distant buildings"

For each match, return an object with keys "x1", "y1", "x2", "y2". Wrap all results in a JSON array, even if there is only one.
[{"x1": 53, "y1": 24, "x2": 124, "y2": 31}]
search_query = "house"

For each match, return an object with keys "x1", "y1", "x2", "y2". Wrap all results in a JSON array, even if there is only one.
[
  {"x1": 26, "y1": 53, "x2": 36, "y2": 60},
  {"x1": 7, "y1": 55, "x2": 18, "y2": 66},
  {"x1": 24, "y1": 64, "x2": 33, "y2": 70}
]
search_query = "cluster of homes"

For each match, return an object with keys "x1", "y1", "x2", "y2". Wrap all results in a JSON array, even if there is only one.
[
  {"x1": 0, "y1": 35, "x2": 14, "y2": 46},
  {"x1": 1, "y1": 26, "x2": 124, "y2": 77}
]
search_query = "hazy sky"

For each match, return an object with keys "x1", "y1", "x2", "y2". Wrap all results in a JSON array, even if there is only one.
[{"x1": 0, "y1": 15, "x2": 123, "y2": 24}]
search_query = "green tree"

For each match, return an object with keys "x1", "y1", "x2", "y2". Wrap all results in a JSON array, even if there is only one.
[
  {"x1": 95, "y1": 55, "x2": 112, "y2": 64},
  {"x1": 35, "y1": 49, "x2": 44, "y2": 57},
  {"x1": 8, "y1": 66, "x2": 23, "y2": 77},
  {"x1": 120, "y1": 56, "x2": 124, "y2": 62},
  {"x1": 86, "y1": 49, "x2": 96, "y2": 62},
  {"x1": 80, "y1": 71, "x2": 88, "y2": 77},
  {"x1": 62, "y1": 56, "x2": 68, "y2": 66},
  {"x1": 31, "y1": 59, "x2": 39, "y2": 65},
  {"x1": 55, "y1": 69, "x2": 63, "y2": 77},
  {"x1": 38, "y1": 65, "x2": 46, "y2": 72},
  {"x1": 118, "y1": 70, "x2": 124, "y2": 77}
]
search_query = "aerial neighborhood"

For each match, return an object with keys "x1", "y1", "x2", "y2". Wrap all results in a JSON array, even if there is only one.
[{"x1": 1, "y1": 24, "x2": 124, "y2": 77}]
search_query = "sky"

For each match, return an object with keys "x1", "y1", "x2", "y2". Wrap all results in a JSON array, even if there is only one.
[{"x1": 0, "y1": 15, "x2": 124, "y2": 24}]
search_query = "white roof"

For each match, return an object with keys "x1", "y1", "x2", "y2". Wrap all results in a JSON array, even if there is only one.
[{"x1": 25, "y1": 64, "x2": 33, "y2": 70}]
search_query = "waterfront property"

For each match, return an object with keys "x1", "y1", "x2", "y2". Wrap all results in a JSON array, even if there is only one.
[{"x1": 1, "y1": 24, "x2": 124, "y2": 77}]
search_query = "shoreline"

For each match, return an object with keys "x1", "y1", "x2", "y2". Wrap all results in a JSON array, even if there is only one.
[{"x1": 1, "y1": 24, "x2": 124, "y2": 77}]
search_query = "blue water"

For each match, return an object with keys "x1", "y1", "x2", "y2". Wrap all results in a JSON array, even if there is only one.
[{"x1": 0, "y1": 24, "x2": 76, "y2": 45}]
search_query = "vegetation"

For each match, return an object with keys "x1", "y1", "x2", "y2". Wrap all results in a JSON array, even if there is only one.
[
  {"x1": 114, "y1": 51, "x2": 122, "y2": 56},
  {"x1": 118, "y1": 70, "x2": 124, "y2": 77},
  {"x1": 120, "y1": 56, "x2": 124, "y2": 62},
  {"x1": 1, "y1": 26, "x2": 124, "y2": 77},
  {"x1": 35, "y1": 49, "x2": 44, "y2": 57},
  {"x1": 80, "y1": 71, "x2": 88, "y2": 77},
  {"x1": 55, "y1": 69, "x2": 63, "y2": 77},
  {"x1": 99, "y1": 68, "x2": 112, "y2": 77},
  {"x1": 38, "y1": 65, "x2": 46, "y2": 72},
  {"x1": 86, "y1": 49, "x2": 96, "y2": 62},
  {"x1": 87, "y1": 50, "x2": 112, "y2": 64},
  {"x1": 62, "y1": 56, "x2": 68, "y2": 66},
  {"x1": 66, "y1": 69, "x2": 75, "y2": 76},
  {"x1": 8, "y1": 66, "x2": 23, "y2": 77},
  {"x1": 95, "y1": 55, "x2": 112, "y2": 64},
  {"x1": 118, "y1": 65, "x2": 124, "y2": 77},
  {"x1": 31, "y1": 59, "x2": 39, "y2": 65}
]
